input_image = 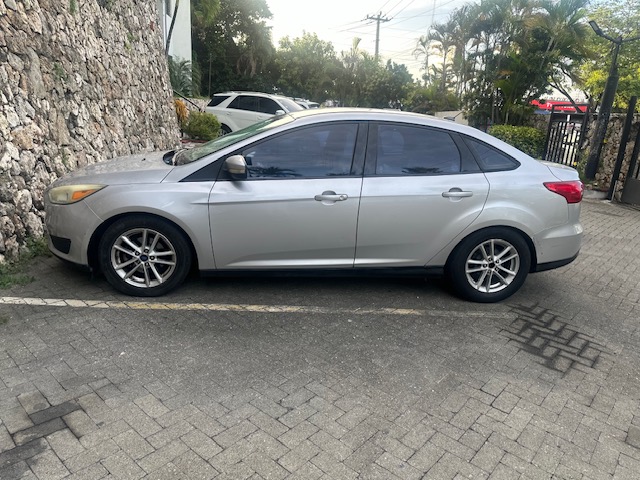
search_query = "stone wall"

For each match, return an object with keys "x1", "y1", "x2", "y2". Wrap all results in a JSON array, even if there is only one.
[
  {"x1": 0, "y1": 0, "x2": 180, "y2": 262},
  {"x1": 588, "y1": 114, "x2": 640, "y2": 200}
]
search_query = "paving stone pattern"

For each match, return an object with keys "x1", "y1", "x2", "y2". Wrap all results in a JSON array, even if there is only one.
[{"x1": 1, "y1": 199, "x2": 640, "y2": 479}]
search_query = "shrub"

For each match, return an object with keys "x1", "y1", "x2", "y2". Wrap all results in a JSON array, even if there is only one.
[
  {"x1": 489, "y1": 125, "x2": 546, "y2": 159},
  {"x1": 182, "y1": 111, "x2": 221, "y2": 141},
  {"x1": 174, "y1": 99, "x2": 189, "y2": 129}
]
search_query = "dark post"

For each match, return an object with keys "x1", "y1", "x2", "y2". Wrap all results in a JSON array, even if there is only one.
[
  {"x1": 607, "y1": 96, "x2": 637, "y2": 200},
  {"x1": 584, "y1": 21, "x2": 640, "y2": 179}
]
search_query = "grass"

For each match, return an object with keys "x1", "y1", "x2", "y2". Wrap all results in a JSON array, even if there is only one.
[{"x1": 0, "y1": 237, "x2": 51, "y2": 289}]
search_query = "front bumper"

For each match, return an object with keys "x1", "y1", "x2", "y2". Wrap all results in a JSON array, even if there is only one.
[{"x1": 45, "y1": 200, "x2": 103, "y2": 266}]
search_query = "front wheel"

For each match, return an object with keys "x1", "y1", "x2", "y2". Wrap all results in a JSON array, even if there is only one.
[
  {"x1": 446, "y1": 228, "x2": 531, "y2": 303},
  {"x1": 99, "y1": 216, "x2": 192, "y2": 296},
  {"x1": 218, "y1": 124, "x2": 232, "y2": 136}
]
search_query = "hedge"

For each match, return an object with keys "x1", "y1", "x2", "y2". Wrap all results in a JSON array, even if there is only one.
[{"x1": 489, "y1": 125, "x2": 546, "y2": 159}]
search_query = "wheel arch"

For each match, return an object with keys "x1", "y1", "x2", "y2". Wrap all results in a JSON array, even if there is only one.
[
  {"x1": 445, "y1": 225, "x2": 538, "y2": 274},
  {"x1": 87, "y1": 212, "x2": 199, "y2": 273}
]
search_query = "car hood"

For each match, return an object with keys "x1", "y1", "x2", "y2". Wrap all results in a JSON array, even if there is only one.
[{"x1": 52, "y1": 150, "x2": 175, "y2": 186}]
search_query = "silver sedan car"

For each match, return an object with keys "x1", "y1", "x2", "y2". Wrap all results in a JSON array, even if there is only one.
[{"x1": 45, "y1": 109, "x2": 583, "y2": 302}]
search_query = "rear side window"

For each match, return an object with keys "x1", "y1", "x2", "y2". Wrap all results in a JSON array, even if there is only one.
[
  {"x1": 228, "y1": 95, "x2": 259, "y2": 112},
  {"x1": 464, "y1": 136, "x2": 520, "y2": 171},
  {"x1": 208, "y1": 95, "x2": 230, "y2": 107},
  {"x1": 375, "y1": 124, "x2": 461, "y2": 175}
]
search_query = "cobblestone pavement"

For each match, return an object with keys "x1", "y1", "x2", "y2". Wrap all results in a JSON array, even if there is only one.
[{"x1": 1, "y1": 199, "x2": 640, "y2": 479}]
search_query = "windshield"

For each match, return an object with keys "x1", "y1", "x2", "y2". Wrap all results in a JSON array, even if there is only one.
[
  {"x1": 174, "y1": 115, "x2": 295, "y2": 165},
  {"x1": 278, "y1": 97, "x2": 305, "y2": 112}
]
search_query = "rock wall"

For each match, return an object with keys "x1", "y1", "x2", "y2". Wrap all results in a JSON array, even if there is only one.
[
  {"x1": 0, "y1": 0, "x2": 180, "y2": 262},
  {"x1": 588, "y1": 114, "x2": 640, "y2": 200}
]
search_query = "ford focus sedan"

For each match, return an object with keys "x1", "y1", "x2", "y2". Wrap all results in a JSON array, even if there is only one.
[{"x1": 45, "y1": 109, "x2": 583, "y2": 302}]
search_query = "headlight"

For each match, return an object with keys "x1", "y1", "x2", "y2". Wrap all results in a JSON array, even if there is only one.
[{"x1": 47, "y1": 184, "x2": 106, "y2": 205}]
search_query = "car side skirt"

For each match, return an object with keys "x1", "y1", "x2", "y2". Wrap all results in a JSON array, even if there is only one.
[{"x1": 199, "y1": 266, "x2": 446, "y2": 278}]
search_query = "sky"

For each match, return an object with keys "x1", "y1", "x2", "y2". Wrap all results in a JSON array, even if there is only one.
[{"x1": 265, "y1": 0, "x2": 468, "y2": 81}]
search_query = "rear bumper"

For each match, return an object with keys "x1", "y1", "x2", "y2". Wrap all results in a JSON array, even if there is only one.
[
  {"x1": 533, "y1": 251, "x2": 579, "y2": 272},
  {"x1": 532, "y1": 217, "x2": 582, "y2": 270}
]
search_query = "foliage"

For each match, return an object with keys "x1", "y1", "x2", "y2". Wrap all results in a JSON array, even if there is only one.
[
  {"x1": 489, "y1": 125, "x2": 546, "y2": 158},
  {"x1": 274, "y1": 33, "x2": 339, "y2": 102},
  {"x1": 416, "y1": 0, "x2": 592, "y2": 126},
  {"x1": 174, "y1": 100, "x2": 189, "y2": 129},
  {"x1": 405, "y1": 84, "x2": 459, "y2": 114},
  {"x1": 182, "y1": 111, "x2": 221, "y2": 141},
  {"x1": 168, "y1": 56, "x2": 195, "y2": 97},
  {"x1": 0, "y1": 237, "x2": 50, "y2": 289},
  {"x1": 192, "y1": 0, "x2": 274, "y2": 97},
  {"x1": 580, "y1": 0, "x2": 640, "y2": 111}
]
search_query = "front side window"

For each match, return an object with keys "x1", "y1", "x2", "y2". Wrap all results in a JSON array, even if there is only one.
[
  {"x1": 240, "y1": 123, "x2": 359, "y2": 179},
  {"x1": 257, "y1": 98, "x2": 281, "y2": 115},
  {"x1": 375, "y1": 124, "x2": 461, "y2": 175},
  {"x1": 228, "y1": 95, "x2": 259, "y2": 112}
]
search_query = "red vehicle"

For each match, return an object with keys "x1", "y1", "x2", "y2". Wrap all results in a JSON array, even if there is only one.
[{"x1": 531, "y1": 99, "x2": 588, "y2": 113}]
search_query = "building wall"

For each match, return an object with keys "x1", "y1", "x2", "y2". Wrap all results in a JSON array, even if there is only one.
[
  {"x1": 0, "y1": 0, "x2": 181, "y2": 262},
  {"x1": 157, "y1": 0, "x2": 192, "y2": 63}
]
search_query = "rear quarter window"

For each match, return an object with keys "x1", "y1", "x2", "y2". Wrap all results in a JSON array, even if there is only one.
[
  {"x1": 463, "y1": 136, "x2": 520, "y2": 172},
  {"x1": 208, "y1": 95, "x2": 230, "y2": 107}
]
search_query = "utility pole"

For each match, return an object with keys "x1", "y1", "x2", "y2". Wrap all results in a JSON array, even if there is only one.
[
  {"x1": 585, "y1": 20, "x2": 640, "y2": 179},
  {"x1": 366, "y1": 12, "x2": 390, "y2": 61}
]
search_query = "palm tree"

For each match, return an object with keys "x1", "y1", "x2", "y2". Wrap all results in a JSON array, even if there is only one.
[{"x1": 413, "y1": 35, "x2": 433, "y2": 84}]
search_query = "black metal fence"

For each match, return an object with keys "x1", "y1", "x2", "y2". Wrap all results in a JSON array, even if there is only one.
[{"x1": 542, "y1": 105, "x2": 590, "y2": 167}]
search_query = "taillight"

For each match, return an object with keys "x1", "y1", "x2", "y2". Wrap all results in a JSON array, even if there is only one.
[{"x1": 543, "y1": 180, "x2": 584, "y2": 204}]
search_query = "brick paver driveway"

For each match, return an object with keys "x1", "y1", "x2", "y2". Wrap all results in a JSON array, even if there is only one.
[{"x1": 1, "y1": 198, "x2": 640, "y2": 479}]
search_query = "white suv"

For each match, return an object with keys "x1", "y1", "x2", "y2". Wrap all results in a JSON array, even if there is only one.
[{"x1": 205, "y1": 92, "x2": 303, "y2": 134}]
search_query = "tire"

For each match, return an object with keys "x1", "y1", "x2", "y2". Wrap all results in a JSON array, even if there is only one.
[
  {"x1": 218, "y1": 124, "x2": 232, "y2": 136},
  {"x1": 446, "y1": 228, "x2": 531, "y2": 303},
  {"x1": 99, "y1": 216, "x2": 192, "y2": 297}
]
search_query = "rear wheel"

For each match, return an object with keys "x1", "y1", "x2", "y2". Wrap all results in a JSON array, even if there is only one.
[
  {"x1": 447, "y1": 228, "x2": 531, "y2": 303},
  {"x1": 218, "y1": 124, "x2": 232, "y2": 136},
  {"x1": 99, "y1": 216, "x2": 191, "y2": 296}
]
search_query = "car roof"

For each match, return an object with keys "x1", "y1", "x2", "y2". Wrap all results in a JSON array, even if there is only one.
[
  {"x1": 283, "y1": 108, "x2": 530, "y2": 159},
  {"x1": 213, "y1": 91, "x2": 283, "y2": 98}
]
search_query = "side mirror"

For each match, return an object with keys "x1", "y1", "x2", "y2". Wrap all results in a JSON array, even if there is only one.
[
  {"x1": 274, "y1": 109, "x2": 286, "y2": 116},
  {"x1": 224, "y1": 155, "x2": 247, "y2": 179}
]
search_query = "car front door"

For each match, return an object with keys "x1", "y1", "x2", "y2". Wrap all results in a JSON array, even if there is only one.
[
  {"x1": 209, "y1": 122, "x2": 365, "y2": 269},
  {"x1": 355, "y1": 122, "x2": 490, "y2": 267}
]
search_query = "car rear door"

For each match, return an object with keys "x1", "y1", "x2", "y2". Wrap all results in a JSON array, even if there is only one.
[
  {"x1": 209, "y1": 122, "x2": 366, "y2": 269},
  {"x1": 355, "y1": 122, "x2": 490, "y2": 267},
  {"x1": 224, "y1": 95, "x2": 265, "y2": 129}
]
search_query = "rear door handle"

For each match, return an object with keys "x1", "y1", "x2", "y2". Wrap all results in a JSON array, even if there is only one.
[{"x1": 442, "y1": 188, "x2": 473, "y2": 198}]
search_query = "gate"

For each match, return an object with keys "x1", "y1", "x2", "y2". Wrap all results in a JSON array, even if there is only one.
[
  {"x1": 542, "y1": 104, "x2": 590, "y2": 166},
  {"x1": 619, "y1": 98, "x2": 640, "y2": 205}
]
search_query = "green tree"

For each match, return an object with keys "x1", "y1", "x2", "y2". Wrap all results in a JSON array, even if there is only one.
[
  {"x1": 424, "y1": 0, "x2": 592, "y2": 126},
  {"x1": 580, "y1": 0, "x2": 640, "y2": 110},
  {"x1": 274, "y1": 33, "x2": 340, "y2": 101},
  {"x1": 191, "y1": 0, "x2": 274, "y2": 96}
]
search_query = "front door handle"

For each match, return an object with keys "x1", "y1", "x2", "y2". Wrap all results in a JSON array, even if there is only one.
[
  {"x1": 314, "y1": 191, "x2": 348, "y2": 203},
  {"x1": 442, "y1": 188, "x2": 473, "y2": 198}
]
